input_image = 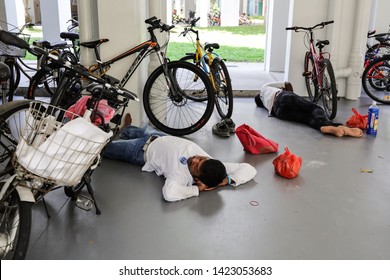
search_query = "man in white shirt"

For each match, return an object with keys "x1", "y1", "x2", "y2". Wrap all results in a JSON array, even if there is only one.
[
  {"x1": 104, "y1": 114, "x2": 257, "y2": 202},
  {"x1": 255, "y1": 81, "x2": 363, "y2": 137}
]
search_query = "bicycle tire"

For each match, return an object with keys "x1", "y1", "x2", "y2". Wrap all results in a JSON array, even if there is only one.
[
  {"x1": 179, "y1": 55, "x2": 209, "y2": 101},
  {"x1": 143, "y1": 60, "x2": 214, "y2": 136},
  {"x1": 211, "y1": 58, "x2": 233, "y2": 119},
  {"x1": 1, "y1": 59, "x2": 21, "y2": 102},
  {"x1": 0, "y1": 183, "x2": 32, "y2": 260},
  {"x1": 362, "y1": 55, "x2": 390, "y2": 104},
  {"x1": 304, "y1": 51, "x2": 318, "y2": 102},
  {"x1": 320, "y1": 59, "x2": 338, "y2": 119},
  {"x1": 0, "y1": 99, "x2": 31, "y2": 180},
  {"x1": 28, "y1": 64, "x2": 81, "y2": 108}
]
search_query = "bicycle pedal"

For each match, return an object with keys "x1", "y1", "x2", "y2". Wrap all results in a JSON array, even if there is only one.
[
  {"x1": 302, "y1": 71, "x2": 312, "y2": 77},
  {"x1": 75, "y1": 195, "x2": 94, "y2": 211}
]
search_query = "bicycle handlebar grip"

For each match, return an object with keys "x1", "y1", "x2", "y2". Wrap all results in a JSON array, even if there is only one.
[
  {"x1": 285, "y1": 26, "x2": 296, "y2": 31},
  {"x1": 0, "y1": 30, "x2": 29, "y2": 50},
  {"x1": 324, "y1": 20, "x2": 334, "y2": 25}
]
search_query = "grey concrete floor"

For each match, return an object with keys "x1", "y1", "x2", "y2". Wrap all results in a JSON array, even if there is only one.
[{"x1": 25, "y1": 95, "x2": 390, "y2": 260}]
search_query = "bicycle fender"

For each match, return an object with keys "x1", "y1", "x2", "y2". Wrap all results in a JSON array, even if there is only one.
[
  {"x1": 0, "y1": 175, "x2": 35, "y2": 202},
  {"x1": 16, "y1": 186, "x2": 35, "y2": 202}
]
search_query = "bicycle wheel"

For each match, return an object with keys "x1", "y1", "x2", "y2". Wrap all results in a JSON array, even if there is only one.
[
  {"x1": 211, "y1": 58, "x2": 233, "y2": 119},
  {"x1": 143, "y1": 60, "x2": 214, "y2": 136},
  {"x1": 28, "y1": 65, "x2": 81, "y2": 108},
  {"x1": 0, "y1": 100, "x2": 31, "y2": 180},
  {"x1": 0, "y1": 59, "x2": 21, "y2": 102},
  {"x1": 362, "y1": 55, "x2": 390, "y2": 104},
  {"x1": 0, "y1": 182, "x2": 32, "y2": 260},
  {"x1": 304, "y1": 51, "x2": 318, "y2": 101},
  {"x1": 179, "y1": 55, "x2": 209, "y2": 101},
  {"x1": 320, "y1": 59, "x2": 338, "y2": 119}
]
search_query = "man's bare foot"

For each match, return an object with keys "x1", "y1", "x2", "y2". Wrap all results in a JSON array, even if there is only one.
[
  {"x1": 320, "y1": 125, "x2": 363, "y2": 137},
  {"x1": 320, "y1": 126, "x2": 344, "y2": 137},
  {"x1": 339, "y1": 125, "x2": 363, "y2": 137},
  {"x1": 121, "y1": 113, "x2": 132, "y2": 129}
]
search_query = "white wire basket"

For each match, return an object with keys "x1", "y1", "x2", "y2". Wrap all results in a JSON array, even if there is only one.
[
  {"x1": 13, "y1": 102, "x2": 112, "y2": 186},
  {"x1": 0, "y1": 32, "x2": 30, "y2": 57}
]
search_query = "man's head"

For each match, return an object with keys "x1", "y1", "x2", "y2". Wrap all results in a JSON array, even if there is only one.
[{"x1": 187, "y1": 156, "x2": 227, "y2": 191}]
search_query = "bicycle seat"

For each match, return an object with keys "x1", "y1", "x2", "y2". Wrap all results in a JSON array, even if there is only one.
[
  {"x1": 33, "y1": 40, "x2": 68, "y2": 50},
  {"x1": 80, "y1": 39, "x2": 109, "y2": 49},
  {"x1": 204, "y1": 42, "x2": 220, "y2": 52},
  {"x1": 60, "y1": 32, "x2": 80, "y2": 41},
  {"x1": 0, "y1": 62, "x2": 11, "y2": 81},
  {"x1": 367, "y1": 30, "x2": 376, "y2": 38},
  {"x1": 316, "y1": 40, "x2": 329, "y2": 49}
]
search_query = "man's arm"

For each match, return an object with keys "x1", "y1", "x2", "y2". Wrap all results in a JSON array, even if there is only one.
[
  {"x1": 261, "y1": 81, "x2": 286, "y2": 91},
  {"x1": 162, "y1": 175, "x2": 199, "y2": 202},
  {"x1": 223, "y1": 162, "x2": 257, "y2": 186}
]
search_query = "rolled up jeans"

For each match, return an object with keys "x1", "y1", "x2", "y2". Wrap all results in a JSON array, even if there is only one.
[{"x1": 103, "y1": 125, "x2": 165, "y2": 165}]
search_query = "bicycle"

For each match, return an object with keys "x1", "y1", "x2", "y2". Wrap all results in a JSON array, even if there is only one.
[
  {"x1": 178, "y1": 17, "x2": 233, "y2": 119},
  {"x1": 364, "y1": 27, "x2": 390, "y2": 69},
  {"x1": 0, "y1": 21, "x2": 73, "y2": 102},
  {"x1": 361, "y1": 54, "x2": 390, "y2": 104},
  {"x1": 0, "y1": 31, "x2": 138, "y2": 259},
  {"x1": 286, "y1": 20, "x2": 338, "y2": 119},
  {"x1": 26, "y1": 16, "x2": 215, "y2": 136}
]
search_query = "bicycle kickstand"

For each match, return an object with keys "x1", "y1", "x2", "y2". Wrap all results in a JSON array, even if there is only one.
[{"x1": 75, "y1": 174, "x2": 102, "y2": 215}]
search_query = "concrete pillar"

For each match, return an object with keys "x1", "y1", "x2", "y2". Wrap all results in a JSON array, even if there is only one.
[
  {"x1": 264, "y1": 0, "x2": 289, "y2": 73},
  {"x1": 77, "y1": 0, "x2": 99, "y2": 67},
  {"x1": 1, "y1": 0, "x2": 25, "y2": 31},
  {"x1": 196, "y1": 0, "x2": 209, "y2": 27},
  {"x1": 40, "y1": 0, "x2": 71, "y2": 41},
  {"x1": 97, "y1": 0, "x2": 148, "y2": 126},
  {"x1": 220, "y1": 0, "x2": 239, "y2": 27}
]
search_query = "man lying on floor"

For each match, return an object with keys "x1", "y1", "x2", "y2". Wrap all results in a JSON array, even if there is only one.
[
  {"x1": 103, "y1": 114, "x2": 257, "y2": 202},
  {"x1": 255, "y1": 81, "x2": 363, "y2": 137}
]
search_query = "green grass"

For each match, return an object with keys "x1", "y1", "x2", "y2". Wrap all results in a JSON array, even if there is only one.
[
  {"x1": 167, "y1": 42, "x2": 264, "y2": 62},
  {"x1": 197, "y1": 24, "x2": 265, "y2": 35}
]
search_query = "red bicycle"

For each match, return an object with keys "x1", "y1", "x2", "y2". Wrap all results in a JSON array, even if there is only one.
[{"x1": 286, "y1": 21, "x2": 338, "y2": 119}]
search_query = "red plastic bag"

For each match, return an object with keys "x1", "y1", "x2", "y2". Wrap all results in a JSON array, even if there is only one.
[
  {"x1": 272, "y1": 147, "x2": 302, "y2": 179},
  {"x1": 346, "y1": 108, "x2": 367, "y2": 130},
  {"x1": 65, "y1": 96, "x2": 115, "y2": 125},
  {"x1": 235, "y1": 124, "x2": 278, "y2": 154}
]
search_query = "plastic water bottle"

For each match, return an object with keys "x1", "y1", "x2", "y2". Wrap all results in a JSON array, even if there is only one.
[{"x1": 367, "y1": 101, "x2": 379, "y2": 136}]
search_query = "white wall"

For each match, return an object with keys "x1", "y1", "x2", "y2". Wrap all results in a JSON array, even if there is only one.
[{"x1": 2, "y1": 0, "x2": 25, "y2": 31}]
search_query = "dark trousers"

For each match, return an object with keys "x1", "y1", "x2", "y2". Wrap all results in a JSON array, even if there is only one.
[{"x1": 271, "y1": 91, "x2": 338, "y2": 130}]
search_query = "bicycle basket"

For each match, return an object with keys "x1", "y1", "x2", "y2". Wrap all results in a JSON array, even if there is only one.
[
  {"x1": 13, "y1": 102, "x2": 113, "y2": 186},
  {"x1": 0, "y1": 32, "x2": 30, "y2": 57}
]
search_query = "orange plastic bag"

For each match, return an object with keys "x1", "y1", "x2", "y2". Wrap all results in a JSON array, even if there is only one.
[
  {"x1": 272, "y1": 147, "x2": 302, "y2": 179},
  {"x1": 346, "y1": 108, "x2": 367, "y2": 130}
]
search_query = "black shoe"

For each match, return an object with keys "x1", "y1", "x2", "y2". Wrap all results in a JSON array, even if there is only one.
[
  {"x1": 212, "y1": 122, "x2": 230, "y2": 137},
  {"x1": 222, "y1": 118, "x2": 236, "y2": 133},
  {"x1": 255, "y1": 94, "x2": 264, "y2": 107}
]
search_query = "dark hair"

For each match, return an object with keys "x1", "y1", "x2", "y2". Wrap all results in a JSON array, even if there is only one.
[{"x1": 198, "y1": 159, "x2": 226, "y2": 188}]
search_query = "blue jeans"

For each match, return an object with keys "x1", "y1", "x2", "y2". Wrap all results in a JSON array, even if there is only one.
[{"x1": 103, "y1": 125, "x2": 165, "y2": 165}]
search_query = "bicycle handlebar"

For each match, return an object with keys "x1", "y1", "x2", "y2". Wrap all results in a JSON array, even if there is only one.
[
  {"x1": 145, "y1": 16, "x2": 175, "y2": 32},
  {"x1": 179, "y1": 17, "x2": 201, "y2": 37},
  {"x1": 286, "y1": 20, "x2": 334, "y2": 32},
  {"x1": 0, "y1": 30, "x2": 138, "y2": 102}
]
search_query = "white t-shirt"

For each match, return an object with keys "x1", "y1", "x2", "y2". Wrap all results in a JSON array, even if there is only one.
[
  {"x1": 142, "y1": 136, "x2": 257, "y2": 202},
  {"x1": 260, "y1": 81, "x2": 286, "y2": 115}
]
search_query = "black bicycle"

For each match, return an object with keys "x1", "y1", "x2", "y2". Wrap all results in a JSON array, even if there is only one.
[{"x1": 26, "y1": 17, "x2": 215, "y2": 136}]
